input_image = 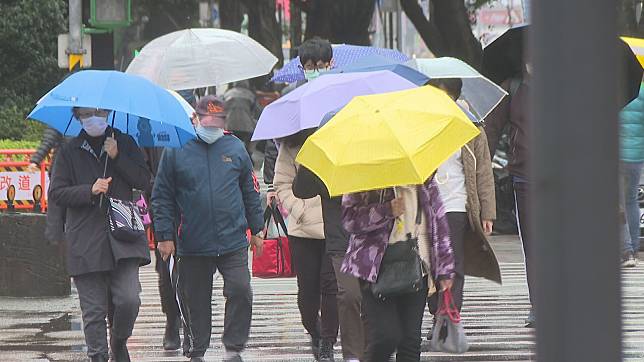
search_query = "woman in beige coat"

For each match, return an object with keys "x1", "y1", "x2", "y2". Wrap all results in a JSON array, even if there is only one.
[
  {"x1": 274, "y1": 129, "x2": 339, "y2": 362},
  {"x1": 426, "y1": 79, "x2": 502, "y2": 331}
]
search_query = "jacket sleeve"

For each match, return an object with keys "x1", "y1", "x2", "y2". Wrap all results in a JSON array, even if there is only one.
[
  {"x1": 484, "y1": 79, "x2": 511, "y2": 156},
  {"x1": 292, "y1": 166, "x2": 330, "y2": 199},
  {"x1": 274, "y1": 145, "x2": 309, "y2": 223},
  {"x1": 472, "y1": 130, "x2": 497, "y2": 221},
  {"x1": 239, "y1": 149, "x2": 264, "y2": 235},
  {"x1": 49, "y1": 144, "x2": 95, "y2": 208},
  {"x1": 263, "y1": 140, "x2": 278, "y2": 190},
  {"x1": 111, "y1": 134, "x2": 152, "y2": 194},
  {"x1": 30, "y1": 127, "x2": 63, "y2": 165},
  {"x1": 341, "y1": 192, "x2": 394, "y2": 234},
  {"x1": 426, "y1": 179, "x2": 456, "y2": 280},
  {"x1": 151, "y1": 148, "x2": 178, "y2": 242}
]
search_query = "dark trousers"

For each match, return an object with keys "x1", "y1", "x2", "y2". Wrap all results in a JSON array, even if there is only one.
[
  {"x1": 428, "y1": 212, "x2": 467, "y2": 314},
  {"x1": 331, "y1": 254, "x2": 365, "y2": 359},
  {"x1": 177, "y1": 248, "x2": 252, "y2": 358},
  {"x1": 74, "y1": 259, "x2": 141, "y2": 359},
  {"x1": 514, "y1": 181, "x2": 535, "y2": 305},
  {"x1": 360, "y1": 279, "x2": 428, "y2": 362},
  {"x1": 289, "y1": 236, "x2": 339, "y2": 342},
  {"x1": 155, "y1": 248, "x2": 180, "y2": 319}
]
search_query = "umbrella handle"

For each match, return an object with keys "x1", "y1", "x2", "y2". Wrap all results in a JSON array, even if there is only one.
[{"x1": 99, "y1": 119, "x2": 116, "y2": 208}]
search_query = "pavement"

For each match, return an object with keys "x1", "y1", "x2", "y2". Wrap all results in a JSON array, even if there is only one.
[{"x1": 1, "y1": 235, "x2": 643, "y2": 362}]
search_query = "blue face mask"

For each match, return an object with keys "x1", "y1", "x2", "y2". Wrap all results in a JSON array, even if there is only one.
[{"x1": 195, "y1": 125, "x2": 224, "y2": 144}]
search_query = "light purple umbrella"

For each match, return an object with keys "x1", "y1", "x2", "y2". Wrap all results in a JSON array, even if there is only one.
[{"x1": 252, "y1": 70, "x2": 417, "y2": 141}]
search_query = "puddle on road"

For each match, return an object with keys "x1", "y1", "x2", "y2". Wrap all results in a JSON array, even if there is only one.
[{"x1": 0, "y1": 312, "x2": 85, "y2": 354}]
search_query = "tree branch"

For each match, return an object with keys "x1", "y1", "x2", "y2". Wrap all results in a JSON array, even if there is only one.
[{"x1": 400, "y1": 0, "x2": 447, "y2": 55}]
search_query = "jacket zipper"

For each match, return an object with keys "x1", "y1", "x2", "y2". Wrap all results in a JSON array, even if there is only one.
[{"x1": 205, "y1": 143, "x2": 219, "y2": 256}]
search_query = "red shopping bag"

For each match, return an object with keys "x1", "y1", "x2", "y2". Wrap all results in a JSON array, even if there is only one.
[{"x1": 252, "y1": 201, "x2": 294, "y2": 278}]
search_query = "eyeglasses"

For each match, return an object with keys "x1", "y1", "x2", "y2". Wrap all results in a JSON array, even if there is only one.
[
  {"x1": 76, "y1": 108, "x2": 110, "y2": 119},
  {"x1": 298, "y1": 63, "x2": 330, "y2": 72}
]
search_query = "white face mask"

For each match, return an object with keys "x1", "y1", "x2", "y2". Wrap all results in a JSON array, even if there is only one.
[
  {"x1": 195, "y1": 125, "x2": 224, "y2": 144},
  {"x1": 81, "y1": 116, "x2": 108, "y2": 137}
]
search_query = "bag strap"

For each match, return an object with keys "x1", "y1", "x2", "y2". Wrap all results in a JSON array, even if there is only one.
[
  {"x1": 437, "y1": 289, "x2": 462, "y2": 323},
  {"x1": 263, "y1": 199, "x2": 289, "y2": 238}
]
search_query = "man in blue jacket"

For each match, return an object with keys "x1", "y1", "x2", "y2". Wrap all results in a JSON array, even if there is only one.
[{"x1": 151, "y1": 95, "x2": 264, "y2": 362}]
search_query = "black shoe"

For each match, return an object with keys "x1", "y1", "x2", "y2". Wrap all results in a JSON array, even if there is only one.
[
  {"x1": 223, "y1": 353, "x2": 244, "y2": 362},
  {"x1": 110, "y1": 337, "x2": 131, "y2": 362},
  {"x1": 426, "y1": 316, "x2": 437, "y2": 340},
  {"x1": 90, "y1": 355, "x2": 108, "y2": 362},
  {"x1": 318, "y1": 339, "x2": 335, "y2": 362},
  {"x1": 311, "y1": 336, "x2": 320, "y2": 360},
  {"x1": 190, "y1": 357, "x2": 205, "y2": 362},
  {"x1": 163, "y1": 316, "x2": 181, "y2": 350}
]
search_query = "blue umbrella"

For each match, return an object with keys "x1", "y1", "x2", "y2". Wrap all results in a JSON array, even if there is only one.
[
  {"x1": 29, "y1": 70, "x2": 195, "y2": 147},
  {"x1": 271, "y1": 44, "x2": 409, "y2": 83},
  {"x1": 326, "y1": 54, "x2": 429, "y2": 86}
]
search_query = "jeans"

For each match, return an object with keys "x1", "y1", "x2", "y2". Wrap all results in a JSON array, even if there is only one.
[
  {"x1": 621, "y1": 162, "x2": 644, "y2": 255},
  {"x1": 360, "y1": 278, "x2": 428, "y2": 362},
  {"x1": 176, "y1": 248, "x2": 252, "y2": 358},
  {"x1": 289, "y1": 236, "x2": 339, "y2": 342}
]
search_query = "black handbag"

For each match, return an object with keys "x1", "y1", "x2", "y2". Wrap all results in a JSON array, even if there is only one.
[
  {"x1": 370, "y1": 191, "x2": 424, "y2": 300},
  {"x1": 107, "y1": 196, "x2": 146, "y2": 243}
]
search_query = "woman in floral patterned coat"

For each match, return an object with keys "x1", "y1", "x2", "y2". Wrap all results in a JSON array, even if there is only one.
[{"x1": 341, "y1": 178, "x2": 455, "y2": 362}]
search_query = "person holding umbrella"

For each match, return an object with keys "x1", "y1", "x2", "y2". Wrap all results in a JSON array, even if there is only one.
[
  {"x1": 425, "y1": 78, "x2": 501, "y2": 339},
  {"x1": 152, "y1": 95, "x2": 264, "y2": 362},
  {"x1": 49, "y1": 106, "x2": 152, "y2": 362}
]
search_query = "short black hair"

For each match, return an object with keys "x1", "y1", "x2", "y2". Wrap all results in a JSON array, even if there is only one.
[
  {"x1": 426, "y1": 78, "x2": 463, "y2": 100},
  {"x1": 298, "y1": 38, "x2": 333, "y2": 66}
]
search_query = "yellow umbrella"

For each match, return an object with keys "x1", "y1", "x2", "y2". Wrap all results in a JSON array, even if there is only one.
[
  {"x1": 296, "y1": 86, "x2": 480, "y2": 196},
  {"x1": 622, "y1": 36, "x2": 644, "y2": 67}
]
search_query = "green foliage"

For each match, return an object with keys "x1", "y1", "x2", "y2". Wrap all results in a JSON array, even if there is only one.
[
  {"x1": 0, "y1": 139, "x2": 39, "y2": 150},
  {"x1": 0, "y1": 0, "x2": 66, "y2": 141}
]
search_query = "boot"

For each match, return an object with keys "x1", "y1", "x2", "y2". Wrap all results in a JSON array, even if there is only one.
[
  {"x1": 163, "y1": 316, "x2": 181, "y2": 350},
  {"x1": 310, "y1": 336, "x2": 320, "y2": 360},
  {"x1": 318, "y1": 339, "x2": 335, "y2": 362},
  {"x1": 90, "y1": 354, "x2": 108, "y2": 362},
  {"x1": 110, "y1": 337, "x2": 131, "y2": 362}
]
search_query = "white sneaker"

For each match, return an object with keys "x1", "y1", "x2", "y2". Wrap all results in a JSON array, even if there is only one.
[{"x1": 622, "y1": 254, "x2": 637, "y2": 268}]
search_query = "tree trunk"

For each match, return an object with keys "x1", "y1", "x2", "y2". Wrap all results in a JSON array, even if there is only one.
[
  {"x1": 401, "y1": 0, "x2": 483, "y2": 69},
  {"x1": 219, "y1": 0, "x2": 245, "y2": 32},
  {"x1": 242, "y1": 0, "x2": 284, "y2": 69},
  {"x1": 302, "y1": 0, "x2": 376, "y2": 45},
  {"x1": 290, "y1": 0, "x2": 303, "y2": 58}
]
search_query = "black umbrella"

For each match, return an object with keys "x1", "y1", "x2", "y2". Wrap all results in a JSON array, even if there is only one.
[
  {"x1": 482, "y1": 25, "x2": 643, "y2": 107},
  {"x1": 482, "y1": 25, "x2": 527, "y2": 86}
]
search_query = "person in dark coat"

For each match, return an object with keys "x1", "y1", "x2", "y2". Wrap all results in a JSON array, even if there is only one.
[
  {"x1": 484, "y1": 65, "x2": 534, "y2": 327},
  {"x1": 152, "y1": 95, "x2": 264, "y2": 362},
  {"x1": 27, "y1": 127, "x2": 67, "y2": 243},
  {"x1": 49, "y1": 107, "x2": 152, "y2": 362},
  {"x1": 223, "y1": 80, "x2": 261, "y2": 157}
]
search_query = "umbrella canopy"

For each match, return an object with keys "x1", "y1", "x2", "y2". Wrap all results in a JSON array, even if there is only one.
[
  {"x1": 482, "y1": 25, "x2": 527, "y2": 85},
  {"x1": 295, "y1": 86, "x2": 481, "y2": 196},
  {"x1": 326, "y1": 54, "x2": 429, "y2": 86},
  {"x1": 126, "y1": 28, "x2": 278, "y2": 90},
  {"x1": 483, "y1": 25, "x2": 642, "y2": 107},
  {"x1": 622, "y1": 36, "x2": 644, "y2": 67},
  {"x1": 28, "y1": 70, "x2": 195, "y2": 147},
  {"x1": 408, "y1": 57, "x2": 508, "y2": 120},
  {"x1": 271, "y1": 44, "x2": 409, "y2": 83},
  {"x1": 252, "y1": 70, "x2": 417, "y2": 141}
]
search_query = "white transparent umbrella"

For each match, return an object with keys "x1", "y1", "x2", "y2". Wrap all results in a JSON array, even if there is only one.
[
  {"x1": 126, "y1": 28, "x2": 278, "y2": 90},
  {"x1": 407, "y1": 57, "x2": 508, "y2": 120}
]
